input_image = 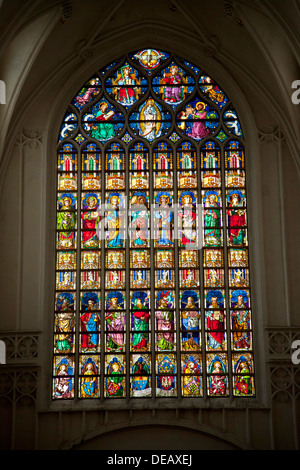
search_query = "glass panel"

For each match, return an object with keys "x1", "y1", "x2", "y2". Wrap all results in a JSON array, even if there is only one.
[{"x1": 53, "y1": 50, "x2": 255, "y2": 400}]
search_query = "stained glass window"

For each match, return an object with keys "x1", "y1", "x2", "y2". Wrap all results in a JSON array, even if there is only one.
[{"x1": 53, "y1": 49, "x2": 255, "y2": 400}]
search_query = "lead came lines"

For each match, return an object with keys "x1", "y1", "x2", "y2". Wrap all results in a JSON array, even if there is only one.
[{"x1": 52, "y1": 49, "x2": 255, "y2": 400}]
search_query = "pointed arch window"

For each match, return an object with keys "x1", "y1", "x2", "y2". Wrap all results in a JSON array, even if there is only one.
[{"x1": 53, "y1": 49, "x2": 255, "y2": 400}]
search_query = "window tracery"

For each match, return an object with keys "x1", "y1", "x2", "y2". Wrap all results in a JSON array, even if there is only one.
[{"x1": 53, "y1": 49, "x2": 255, "y2": 400}]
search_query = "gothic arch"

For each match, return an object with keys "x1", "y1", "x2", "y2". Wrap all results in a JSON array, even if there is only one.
[
  {"x1": 59, "y1": 419, "x2": 251, "y2": 450},
  {"x1": 46, "y1": 45, "x2": 267, "y2": 407}
]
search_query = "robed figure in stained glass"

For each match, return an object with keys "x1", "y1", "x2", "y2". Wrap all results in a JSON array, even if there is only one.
[
  {"x1": 106, "y1": 292, "x2": 125, "y2": 351},
  {"x1": 106, "y1": 193, "x2": 124, "y2": 248},
  {"x1": 113, "y1": 65, "x2": 140, "y2": 106},
  {"x1": 75, "y1": 78, "x2": 100, "y2": 107},
  {"x1": 160, "y1": 65, "x2": 185, "y2": 104},
  {"x1": 156, "y1": 291, "x2": 175, "y2": 351},
  {"x1": 106, "y1": 357, "x2": 125, "y2": 397},
  {"x1": 132, "y1": 293, "x2": 150, "y2": 351},
  {"x1": 205, "y1": 290, "x2": 225, "y2": 350},
  {"x1": 204, "y1": 191, "x2": 221, "y2": 246},
  {"x1": 208, "y1": 358, "x2": 227, "y2": 396},
  {"x1": 154, "y1": 192, "x2": 173, "y2": 246},
  {"x1": 139, "y1": 99, "x2": 161, "y2": 140},
  {"x1": 130, "y1": 193, "x2": 149, "y2": 247},
  {"x1": 182, "y1": 358, "x2": 201, "y2": 396},
  {"x1": 181, "y1": 291, "x2": 200, "y2": 350},
  {"x1": 55, "y1": 310, "x2": 75, "y2": 353},
  {"x1": 156, "y1": 310, "x2": 175, "y2": 351},
  {"x1": 80, "y1": 293, "x2": 100, "y2": 350},
  {"x1": 55, "y1": 293, "x2": 75, "y2": 353},
  {"x1": 199, "y1": 76, "x2": 227, "y2": 107},
  {"x1": 206, "y1": 310, "x2": 225, "y2": 350},
  {"x1": 57, "y1": 194, "x2": 76, "y2": 248},
  {"x1": 80, "y1": 311, "x2": 100, "y2": 351},
  {"x1": 178, "y1": 191, "x2": 197, "y2": 246},
  {"x1": 54, "y1": 360, "x2": 73, "y2": 399},
  {"x1": 90, "y1": 102, "x2": 115, "y2": 140},
  {"x1": 231, "y1": 310, "x2": 251, "y2": 350},
  {"x1": 234, "y1": 356, "x2": 253, "y2": 395},
  {"x1": 227, "y1": 191, "x2": 246, "y2": 246},
  {"x1": 81, "y1": 194, "x2": 100, "y2": 248},
  {"x1": 231, "y1": 290, "x2": 249, "y2": 309},
  {"x1": 106, "y1": 311, "x2": 125, "y2": 351},
  {"x1": 80, "y1": 359, "x2": 98, "y2": 398},
  {"x1": 185, "y1": 102, "x2": 211, "y2": 139}
]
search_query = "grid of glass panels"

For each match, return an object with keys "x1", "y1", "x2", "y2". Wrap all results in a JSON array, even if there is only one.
[{"x1": 52, "y1": 49, "x2": 255, "y2": 400}]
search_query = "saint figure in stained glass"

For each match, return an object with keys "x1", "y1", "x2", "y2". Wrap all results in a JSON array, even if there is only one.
[
  {"x1": 139, "y1": 99, "x2": 162, "y2": 140},
  {"x1": 74, "y1": 78, "x2": 101, "y2": 108},
  {"x1": 182, "y1": 357, "x2": 201, "y2": 396},
  {"x1": 231, "y1": 310, "x2": 251, "y2": 350},
  {"x1": 106, "y1": 311, "x2": 125, "y2": 352},
  {"x1": 206, "y1": 310, "x2": 225, "y2": 350},
  {"x1": 80, "y1": 359, "x2": 99, "y2": 398},
  {"x1": 53, "y1": 359, "x2": 73, "y2": 399},
  {"x1": 159, "y1": 65, "x2": 187, "y2": 104},
  {"x1": 208, "y1": 358, "x2": 227, "y2": 396},
  {"x1": 203, "y1": 192, "x2": 222, "y2": 247},
  {"x1": 80, "y1": 309, "x2": 100, "y2": 351},
  {"x1": 89, "y1": 102, "x2": 116, "y2": 141},
  {"x1": 112, "y1": 65, "x2": 141, "y2": 106},
  {"x1": 227, "y1": 192, "x2": 246, "y2": 246},
  {"x1": 178, "y1": 191, "x2": 197, "y2": 247},
  {"x1": 106, "y1": 357, "x2": 125, "y2": 397},
  {"x1": 154, "y1": 191, "x2": 173, "y2": 246},
  {"x1": 57, "y1": 194, "x2": 77, "y2": 249},
  {"x1": 130, "y1": 192, "x2": 149, "y2": 247},
  {"x1": 81, "y1": 193, "x2": 101, "y2": 248},
  {"x1": 131, "y1": 293, "x2": 150, "y2": 351},
  {"x1": 199, "y1": 75, "x2": 228, "y2": 108},
  {"x1": 106, "y1": 193, "x2": 125, "y2": 248},
  {"x1": 233, "y1": 355, "x2": 253, "y2": 396},
  {"x1": 230, "y1": 289, "x2": 249, "y2": 309},
  {"x1": 178, "y1": 101, "x2": 211, "y2": 139},
  {"x1": 54, "y1": 308, "x2": 75, "y2": 354}
]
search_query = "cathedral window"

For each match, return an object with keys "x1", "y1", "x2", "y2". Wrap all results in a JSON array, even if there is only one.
[{"x1": 53, "y1": 49, "x2": 255, "y2": 400}]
